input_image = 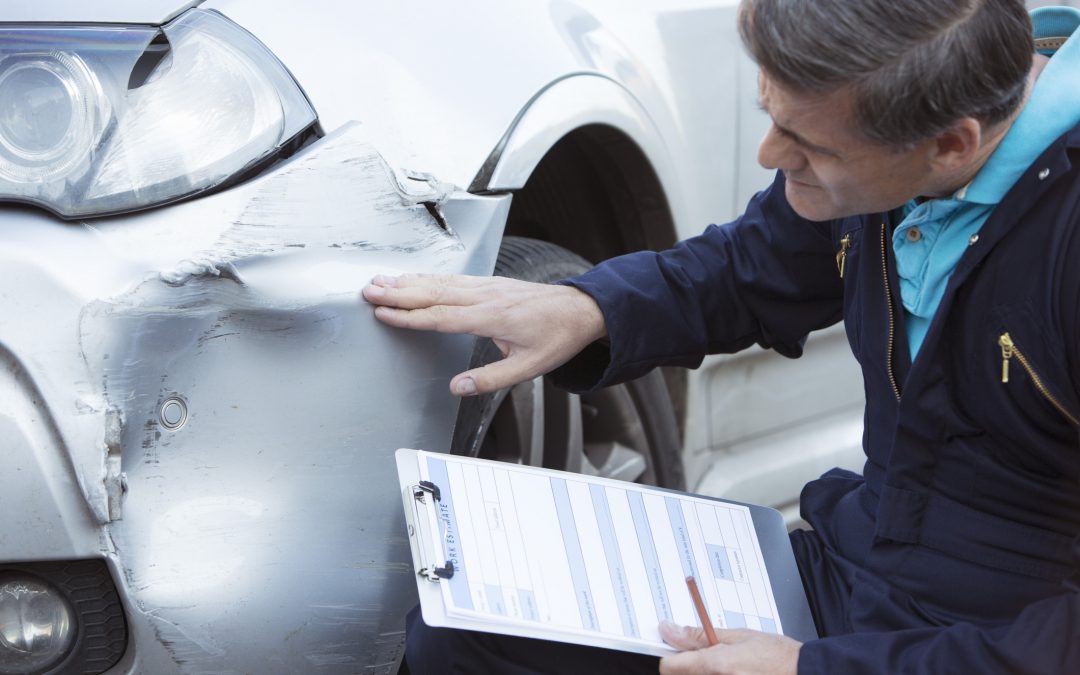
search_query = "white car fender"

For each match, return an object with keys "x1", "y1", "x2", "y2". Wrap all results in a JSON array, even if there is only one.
[{"x1": 478, "y1": 73, "x2": 689, "y2": 231}]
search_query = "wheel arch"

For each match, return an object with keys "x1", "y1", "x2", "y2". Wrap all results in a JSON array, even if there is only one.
[
  {"x1": 472, "y1": 74, "x2": 685, "y2": 257},
  {"x1": 472, "y1": 75, "x2": 689, "y2": 438}
]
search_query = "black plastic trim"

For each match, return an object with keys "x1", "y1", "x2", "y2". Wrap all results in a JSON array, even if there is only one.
[{"x1": 0, "y1": 559, "x2": 127, "y2": 675}]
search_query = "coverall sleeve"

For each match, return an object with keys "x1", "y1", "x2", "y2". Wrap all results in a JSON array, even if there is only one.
[
  {"x1": 798, "y1": 548, "x2": 1080, "y2": 674},
  {"x1": 549, "y1": 173, "x2": 844, "y2": 392}
]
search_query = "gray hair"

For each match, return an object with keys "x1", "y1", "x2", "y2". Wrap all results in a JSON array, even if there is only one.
[{"x1": 738, "y1": 0, "x2": 1033, "y2": 148}]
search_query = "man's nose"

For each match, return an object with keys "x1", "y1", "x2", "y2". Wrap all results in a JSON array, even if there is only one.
[{"x1": 757, "y1": 125, "x2": 805, "y2": 172}]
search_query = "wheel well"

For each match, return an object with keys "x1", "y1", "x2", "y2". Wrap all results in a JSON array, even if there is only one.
[
  {"x1": 502, "y1": 124, "x2": 687, "y2": 439},
  {"x1": 503, "y1": 124, "x2": 677, "y2": 260}
]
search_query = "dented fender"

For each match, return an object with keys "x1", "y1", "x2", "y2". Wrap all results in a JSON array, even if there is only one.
[{"x1": 0, "y1": 124, "x2": 508, "y2": 673}]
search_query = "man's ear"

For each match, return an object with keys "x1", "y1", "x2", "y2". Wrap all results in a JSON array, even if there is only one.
[{"x1": 929, "y1": 118, "x2": 983, "y2": 172}]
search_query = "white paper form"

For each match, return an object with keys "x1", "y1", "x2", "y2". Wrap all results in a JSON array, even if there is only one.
[{"x1": 414, "y1": 450, "x2": 784, "y2": 653}]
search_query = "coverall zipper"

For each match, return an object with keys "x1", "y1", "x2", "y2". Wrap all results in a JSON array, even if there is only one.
[
  {"x1": 998, "y1": 332, "x2": 1080, "y2": 426},
  {"x1": 881, "y1": 223, "x2": 901, "y2": 401},
  {"x1": 836, "y1": 233, "x2": 852, "y2": 278}
]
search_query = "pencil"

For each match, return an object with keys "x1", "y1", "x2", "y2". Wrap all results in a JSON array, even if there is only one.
[{"x1": 685, "y1": 576, "x2": 720, "y2": 646}]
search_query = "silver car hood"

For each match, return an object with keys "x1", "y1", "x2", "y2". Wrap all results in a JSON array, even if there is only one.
[{"x1": 4, "y1": 0, "x2": 199, "y2": 24}]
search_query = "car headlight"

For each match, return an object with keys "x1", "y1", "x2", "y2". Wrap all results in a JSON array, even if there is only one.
[
  {"x1": 0, "y1": 574, "x2": 75, "y2": 675},
  {"x1": 0, "y1": 9, "x2": 317, "y2": 219}
]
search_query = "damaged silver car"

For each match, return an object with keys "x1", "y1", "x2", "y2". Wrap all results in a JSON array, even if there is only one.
[{"x1": 0, "y1": 1, "x2": 864, "y2": 673}]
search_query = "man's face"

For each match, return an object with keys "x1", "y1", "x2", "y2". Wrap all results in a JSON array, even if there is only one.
[{"x1": 757, "y1": 75, "x2": 937, "y2": 221}]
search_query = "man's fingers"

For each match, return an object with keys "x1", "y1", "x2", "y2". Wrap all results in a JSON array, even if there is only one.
[
  {"x1": 365, "y1": 274, "x2": 606, "y2": 397},
  {"x1": 369, "y1": 272, "x2": 491, "y2": 293},
  {"x1": 659, "y1": 649, "x2": 703, "y2": 675},
  {"x1": 660, "y1": 628, "x2": 802, "y2": 675},
  {"x1": 363, "y1": 279, "x2": 483, "y2": 310},
  {"x1": 660, "y1": 623, "x2": 758, "y2": 651},
  {"x1": 371, "y1": 304, "x2": 487, "y2": 335},
  {"x1": 659, "y1": 621, "x2": 712, "y2": 651},
  {"x1": 450, "y1": 355, "x2": 543, "y2": 397}
]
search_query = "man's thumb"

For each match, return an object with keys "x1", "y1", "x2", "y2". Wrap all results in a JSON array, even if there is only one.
[
  {"x1": 659, "y1": 621, "x2": 711, "y2": 650},
  {"x1": 451, "y1": 357, "x2": 537, "y2": 396}
]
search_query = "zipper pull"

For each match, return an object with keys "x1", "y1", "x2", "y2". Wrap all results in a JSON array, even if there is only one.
[
  {"x1": 999, "y1": 333, "x2": 1014, "y2": 383},
  {"x1": 836, "y1": 233, "x2": 852, "y2": 278}
]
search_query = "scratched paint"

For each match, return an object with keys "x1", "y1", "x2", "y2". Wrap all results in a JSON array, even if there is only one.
[
  {"x1": 0, "y1": 122, "x2": 509, "y2": 672},
  {"x1": 159, "y1": 123, "x2": 463, "y2": 288},
  {"x1": 91, "y1": 128, "x2": 479, "y2": 671}
]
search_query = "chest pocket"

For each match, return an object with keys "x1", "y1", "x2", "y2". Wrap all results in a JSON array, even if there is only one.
[
  {"x1": 974, "y1": 302, "x2": 1080, "y2": 480},
  {"x1": 997, "y1": 330, "x2": 1079, "y2": 427},
  {"x1": 991, "y1": 303, "x2": 1080, "y2": 424}
]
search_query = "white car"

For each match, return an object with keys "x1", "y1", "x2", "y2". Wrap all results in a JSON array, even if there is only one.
[{"x1": 0, "y1": 1, "x2": 863, "y2": 673}]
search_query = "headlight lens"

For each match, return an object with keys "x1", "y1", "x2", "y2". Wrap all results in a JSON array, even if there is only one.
[
  {"x1": 0, "y1": 9, "x2": 317, "y2": 218},
  {"x1": 0, "y1": 53, "x2": 101, "y2": 181},
  {"x1": 0, "y1": 574, "x2": 76, "y2": 675}
]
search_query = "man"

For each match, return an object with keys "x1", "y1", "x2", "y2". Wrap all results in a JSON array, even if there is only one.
[{"x1": 364, "y1": 0, "x2": 1080, "y2": 672}]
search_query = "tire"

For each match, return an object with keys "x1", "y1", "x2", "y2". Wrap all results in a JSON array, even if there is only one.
[{"x1": 451, "y1": 236, "x2": 685, "y2": 489}]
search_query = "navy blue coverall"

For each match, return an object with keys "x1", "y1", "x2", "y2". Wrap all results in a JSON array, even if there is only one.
[{"x1": 406, "y1": 125, "x2": 1080, "y2": 673}]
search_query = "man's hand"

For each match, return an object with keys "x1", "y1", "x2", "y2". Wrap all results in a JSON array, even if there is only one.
[
  {"x1": 362, "y1": 273, "x2": 606, "y2": 396},
  {"x1": 659, "y1": 622, "x2": 801, "y2": 675}
]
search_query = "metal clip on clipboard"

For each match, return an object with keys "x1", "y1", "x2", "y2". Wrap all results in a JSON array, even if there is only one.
[{"x1": 406, "y1": 480, "x2": 455, "y2": 583}]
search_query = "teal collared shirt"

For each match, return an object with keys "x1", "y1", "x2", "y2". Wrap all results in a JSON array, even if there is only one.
[{"x1": 894, "y1": 6, "x2": 1080, "y2": 357}]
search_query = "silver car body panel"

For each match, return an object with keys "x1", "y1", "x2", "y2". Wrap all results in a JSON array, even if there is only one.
[{"x1": 1, "y1": 123, "x2": 508, "y2": 673}]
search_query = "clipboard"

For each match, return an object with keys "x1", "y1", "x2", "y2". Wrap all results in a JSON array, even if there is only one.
[{"x1": 396, "y1": 448, "x2": 817, "y2": 656}]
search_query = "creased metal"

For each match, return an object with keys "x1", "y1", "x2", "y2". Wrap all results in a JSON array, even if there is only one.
[{"x1": 0, "y1": 122, "x2": 509, "y2": 672}]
